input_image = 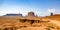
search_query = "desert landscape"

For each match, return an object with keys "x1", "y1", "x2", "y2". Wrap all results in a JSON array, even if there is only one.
[
  {"x1": 0, "y1": 0, "x2": 60, "y2": 30},
  {"x1": 0, "y1": 12, "x2": 60, "y2": 30}
]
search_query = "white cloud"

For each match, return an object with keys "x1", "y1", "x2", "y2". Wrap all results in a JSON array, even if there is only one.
[{"x1": 47, "y1": 9, "x2": 55, "y2": 13}]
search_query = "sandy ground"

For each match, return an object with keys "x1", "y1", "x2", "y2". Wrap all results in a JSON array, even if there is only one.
[
  {"x1": 17, "y1": 27, "x2": 46, "y2": 30},
  {"x1": 0, "y1": 16, "x2": 60, "y2": 30},
  {"x1": 17, "y1": 19, "x2": 60, "y2": 30},
  {"x1": 49, "y1": 20, "x2": 60, "y2": 28}
]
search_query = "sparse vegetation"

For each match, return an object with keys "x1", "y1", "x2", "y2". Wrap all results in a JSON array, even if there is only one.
[
  {"x1": 0, "y1": 28, "x2": 1, "y2": 30},
  {"x1": 47, "y1": 26, "x2": 55, "y2": 29},
  {"x1": 45, "y1": 26, "x2": 55, "y2": 30},
  {"x1": 46, "y1": 28, "x2": 50, "y2": 30}
]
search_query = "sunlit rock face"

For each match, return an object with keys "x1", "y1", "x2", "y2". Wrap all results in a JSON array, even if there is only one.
[
  {"x1": 24, "y1": 11, "x2": 37, "y2": 20},
  {"x1": 28, "y1": 12, "x2": 35, "y2": 17}
]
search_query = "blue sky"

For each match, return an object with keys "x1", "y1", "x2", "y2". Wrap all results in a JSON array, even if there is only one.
[{"x1": 0, "y1": 0, "x2": 60, "y2": 16}]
